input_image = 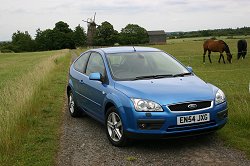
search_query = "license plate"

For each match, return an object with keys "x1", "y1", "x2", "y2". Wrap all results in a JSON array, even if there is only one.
[{"x1": 177, "y1": 113, "x2": 210, "y2": 125}]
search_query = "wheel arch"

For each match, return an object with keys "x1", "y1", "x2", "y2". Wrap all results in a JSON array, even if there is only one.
[
  {"x1": 67, "y1": 85, "x2": 72, "y2": 97},
  {"x1": 104, "y1": 97, "x2": 130, "y2": 146},
  {"x1": 103, "y1": 93, "x2": 130, "y2": 130},
  {"x1": 104, "y1": 102, "x2": 115, "y2": 115},
  {"x1": 103, "y1": 93, "x2": 123, "y2": 116},
  {"x1": 67, "y1": 78, "x2": 74, "y2": 97}
]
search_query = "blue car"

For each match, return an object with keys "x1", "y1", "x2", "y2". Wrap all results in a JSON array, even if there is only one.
[{"x1": 67, "y1": 47, "x2": 228, "y2": 146}]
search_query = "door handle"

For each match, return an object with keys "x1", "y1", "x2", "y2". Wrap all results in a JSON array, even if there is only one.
[{"x1": 79, "y1": 80, "x2": 84, "y2": 84}]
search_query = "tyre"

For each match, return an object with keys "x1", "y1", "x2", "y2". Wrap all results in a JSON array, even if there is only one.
[
  {"x1": 68, "y1": 90, "x2": 82, "y2": 117},
  {"x1": 105, "y1": 106, "x2": 128, "y2": 147}
]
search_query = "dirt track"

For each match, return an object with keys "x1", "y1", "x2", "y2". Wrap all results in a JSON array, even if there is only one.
[{"x1": 56, "y1": 51, "x2": 250, "y2": 166}]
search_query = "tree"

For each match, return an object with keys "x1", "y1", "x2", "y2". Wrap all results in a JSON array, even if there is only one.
[
  {"x1": 201, "y1": 30, "x2": 212, "y2": 37},
  {"x1": 35, "y1": 29, "x2": 75, "y2": 50},
  {"x1": 94, "y1": 21, "x2": 118, "y2": 46},
  {"x1": 0, "y1": 41, "x2": 13, "y2": 53},
  {"x1": 119, "y1": 24, "x2": 149, "y2": 45},
  {"x1": 35, "y1": 29, "x2": 56, "y2": 50},
  {"x1": 35, "y1": 21, "x2": 76, "y2": 51},
  {"x1": 54, "y1": 21, "x2": 72, "y2": 33},
  {"x1": 73, "y1": 25, "x2": 87, "y2": 47},
  {"x1": 53, "y1": 21, "x2": 75, "y2": 49},
  {"x1": 11, "y1": 31, "x2": 35, "y2": 52}
]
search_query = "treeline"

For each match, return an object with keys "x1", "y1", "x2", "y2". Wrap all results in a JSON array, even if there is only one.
[
  {"x1": 167, "y1": 27, "x2": 250, "y2": 38},
  {"x1": 0, "y1": 21, "x2": 149, "y2": 53}
]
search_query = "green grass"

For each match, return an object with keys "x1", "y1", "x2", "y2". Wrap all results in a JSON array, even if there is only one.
[
  {"x1": 152, "y1": 37, "x2": 250, "y2": 157},
  {"x1": 74, "y1": 48, "x2": 87, "y2": 55},
  {"x1": 0, "y1": 50, "x2": 71, "y2": 165},
  {"x1": 0, "y1": 51, "x2": 58, "y2": 90},
  {"x1": 126, "y1": 156, "x2": 137, "y2": 162}
]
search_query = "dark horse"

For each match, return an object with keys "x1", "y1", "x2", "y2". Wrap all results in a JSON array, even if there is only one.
[
  {"x1": 237, "y1": 39, "x2": 247, "y2": 59},
  {"x1": 203, "y1": 39, "x2": 232, "y2": 64}
]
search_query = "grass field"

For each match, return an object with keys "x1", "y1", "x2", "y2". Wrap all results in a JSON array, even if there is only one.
[{"x1": 0, "y1": 50, "x2": 71, "y2": 165}]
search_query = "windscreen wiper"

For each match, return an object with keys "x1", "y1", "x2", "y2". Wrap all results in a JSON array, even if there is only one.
[
  {"x1": 135, "y1": 74, "x2": 174, "y2": 80},
  {"x1": 173, "y1": 72, "x2": 192, "y2": 77}
]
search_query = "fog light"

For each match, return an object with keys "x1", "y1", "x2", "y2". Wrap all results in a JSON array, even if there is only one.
[
  {"x1": 138, "y1": 119, "x2": 165, "y2": 130},
  {"x1": 139, "y1": 123, "x2": 147, "y2": 129},
  {"x1": 217, "y1": 109, "x2": 228, "y2": 119}
]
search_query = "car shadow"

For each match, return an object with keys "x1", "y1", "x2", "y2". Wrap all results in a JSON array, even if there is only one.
[{"x1": 130, "y1": 133, "x2": 219, "y2": 150}]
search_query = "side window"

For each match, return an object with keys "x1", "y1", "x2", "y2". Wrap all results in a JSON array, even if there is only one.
[
  {"x1": 73, "y1": 52, "x2": 90, "y2": 73},
  {"x1": 86, "y1": 52, "x2": 105, "y2": 76}
]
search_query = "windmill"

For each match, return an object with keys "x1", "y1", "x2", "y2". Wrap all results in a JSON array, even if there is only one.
[{"x1": 83, "y1": 12, "x2": 99, "y2": 46}]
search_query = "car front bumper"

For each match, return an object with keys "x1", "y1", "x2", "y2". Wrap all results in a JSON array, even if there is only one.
[
  {"x1": 125, "y1": 121, "x2": 226, "y2": 139},
  {"x1": 120, "y1": 102, "x2": 228, "y2": 139}
]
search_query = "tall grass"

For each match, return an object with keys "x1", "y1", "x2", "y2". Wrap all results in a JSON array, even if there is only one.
[
  {"x1": 0, "y1": 50, "x2": 68, "y2": 153},
  {"x1": 0, "y1": 51, "x2": 55, "y2": 89},
  {"x1": 2, "y1": 50, "x2": 70, "y2": 165}
]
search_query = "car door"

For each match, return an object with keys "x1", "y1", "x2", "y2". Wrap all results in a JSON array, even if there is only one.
[
  {"x1": 78, "y1": 51, "x2": 107, "y2": 121},
  {"x1": 71, "y1": 52, "x2": 90, "y2": 109}
]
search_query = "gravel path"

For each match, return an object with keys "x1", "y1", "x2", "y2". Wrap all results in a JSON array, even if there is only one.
[{"x1": 56, "y1": 52, "x2": 250, "y2": 166}]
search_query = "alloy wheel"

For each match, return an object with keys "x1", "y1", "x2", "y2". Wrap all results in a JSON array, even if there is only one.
[
  {"x1": 69, "y1": 94, "x2": 75, "y2": 114},
  {"x1": 107, "y1": 112, "x2": 123, "y2": 142}
]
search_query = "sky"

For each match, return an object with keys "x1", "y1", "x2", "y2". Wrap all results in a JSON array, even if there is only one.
[{"x1": 0, "y1": 0, "x2": 250, "y2": 41}]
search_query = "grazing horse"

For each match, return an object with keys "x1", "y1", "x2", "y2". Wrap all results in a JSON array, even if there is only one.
[
  {"x1": 203, "y1": 39, "x2": 232, "y2": 64},
  {"x1": 237, "y1": 39, "x2": 247, "y2": 59}
]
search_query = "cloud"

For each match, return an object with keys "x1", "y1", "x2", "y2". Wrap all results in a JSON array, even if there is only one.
[{"x1": 0, "y1": 0, "x2": 250, "y2": 41}]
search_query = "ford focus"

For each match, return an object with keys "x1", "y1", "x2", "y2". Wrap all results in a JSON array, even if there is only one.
[{"x1": 67, "y1": 47, "x2": 228, "y2": 146}]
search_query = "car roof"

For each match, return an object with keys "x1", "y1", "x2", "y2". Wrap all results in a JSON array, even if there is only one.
[{"x1": 92, "y1": 46, "x2": 161, "y2": 54}]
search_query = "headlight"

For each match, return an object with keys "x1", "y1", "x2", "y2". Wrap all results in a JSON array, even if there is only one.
[
  {"x1": 215, "y1": 89, "x2": 226, "y2": 105},
  {"x1": 131, "y1": 98, "x2": 163, "y2": 112}
]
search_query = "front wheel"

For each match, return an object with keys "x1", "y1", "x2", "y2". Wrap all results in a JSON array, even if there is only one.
[
  {"x1": 68, "y1": 90, "x2": 82, "y2": 117},
  {"x1": 105, "y1": 107, "x2": 128, "y2": 147}
]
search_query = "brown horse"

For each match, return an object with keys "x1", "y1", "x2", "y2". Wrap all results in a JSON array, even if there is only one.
[{"x1": 203, "y1": 39, "x2": 232, "y2": 64}]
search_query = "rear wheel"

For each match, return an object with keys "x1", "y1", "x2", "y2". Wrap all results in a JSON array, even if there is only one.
[
  {"x1": 68, "y1": 90, "x2": 82, "y2": 117},
  {"x1": 105, "y1": 106, "x2": 128, "y2": 147}
]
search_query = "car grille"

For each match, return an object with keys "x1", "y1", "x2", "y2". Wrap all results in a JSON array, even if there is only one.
[
  {"x1": 167, "y1": 121, "x2": 216, "y2": 132},
  {"x1": 168, "y1": 101, "x2": 212, "y2": 112}
]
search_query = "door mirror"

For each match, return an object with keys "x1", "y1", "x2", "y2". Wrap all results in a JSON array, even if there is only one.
[
  {"x1": 187, "y1": 66, "x2": 193, "y2": 73},
  {"x1": 89, "y1": 72, "x2": 102, "y2": 81}
]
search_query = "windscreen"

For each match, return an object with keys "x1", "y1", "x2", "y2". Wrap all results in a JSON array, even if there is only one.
[{"x1": 107, "y1": 51, "x2": 190, "y2": 80}]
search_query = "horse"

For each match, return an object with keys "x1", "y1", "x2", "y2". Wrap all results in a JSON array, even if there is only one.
[
  {"x1": 203, "y1": 39, "x2": 232, "y2": 64},
  {"x1": 237, "y1": 39, "x2": 247, "y2": 59}
]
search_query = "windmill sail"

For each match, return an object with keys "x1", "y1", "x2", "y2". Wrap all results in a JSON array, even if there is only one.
[{"x1": 83, "y1": 13, "x2": 98, "y2": 46}]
